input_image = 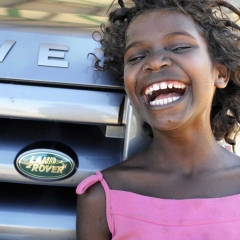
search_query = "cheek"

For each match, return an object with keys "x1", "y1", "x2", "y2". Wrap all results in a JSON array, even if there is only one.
[
  {"x1": 123, "y1": 67, "x2": 137, "y2": 97},
  {"x1": 123, "y1": 67, "x2": 144, "y2": 112},
  {"x1": 124, "y1": 66, "x2": 134, "y2": 84},
  {"x1": 195, "y1": 50, "x2": 214, "y2": 78},
  {"x1": 186, "y1": 52, "x2": 215, "y2": 87}
]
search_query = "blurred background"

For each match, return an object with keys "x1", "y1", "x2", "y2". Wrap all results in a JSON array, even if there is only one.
[{"x1": 0, "y1": 0, "x2": 238, "y2": 28}]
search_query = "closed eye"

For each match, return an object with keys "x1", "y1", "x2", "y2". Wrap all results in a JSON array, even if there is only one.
[
  {"x1": 128, "y1": 55, "x2": 145, "y2": 64},
  {"x1": 171, "y1": 46, "x2": 193, "y2": 53}
]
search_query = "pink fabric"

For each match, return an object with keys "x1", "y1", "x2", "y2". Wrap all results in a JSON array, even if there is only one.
[{"x1": 76, "y1": 171, "x2": 240, "y2": 240}]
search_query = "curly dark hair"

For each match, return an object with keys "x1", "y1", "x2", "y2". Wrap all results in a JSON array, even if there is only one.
[{"x1": 94, "y1": 0, "x2": 240, "y2": 145}]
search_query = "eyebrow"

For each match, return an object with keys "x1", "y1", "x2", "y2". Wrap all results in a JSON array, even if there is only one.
[
  {"x1": 164, "y1": 31, "x2": 197, "y2": 41},
  {"x1": 125, "y1": 41, "x2": 145, "y2": 55},
  {"x1": 125, "y1": 31, "x2": 197, "y2": 54}
]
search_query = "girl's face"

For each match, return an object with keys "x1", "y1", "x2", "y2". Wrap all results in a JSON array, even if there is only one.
[{"x1": 124, "y1": 10, "x2": 226, "y2": 132}]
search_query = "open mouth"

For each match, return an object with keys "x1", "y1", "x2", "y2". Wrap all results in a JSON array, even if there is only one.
[{"x1": 143, "y1": 81, "x2": 188, "y2": 106}]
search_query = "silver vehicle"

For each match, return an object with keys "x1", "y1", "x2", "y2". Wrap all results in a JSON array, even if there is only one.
[{"x1": 0, "y1": 1, "x2": 239, "y2": 239}]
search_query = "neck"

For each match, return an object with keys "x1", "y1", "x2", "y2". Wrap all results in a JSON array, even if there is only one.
[{"x1": 145, "y1": 123, "x2": 225, "y2": 175}]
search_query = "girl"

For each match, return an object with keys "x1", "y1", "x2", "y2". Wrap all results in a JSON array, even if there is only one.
[{"x1": 76, "y1": 0, "x2": 240, "y2": 239}]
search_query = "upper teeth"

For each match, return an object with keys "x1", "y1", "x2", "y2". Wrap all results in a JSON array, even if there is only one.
[{"x1": 145, "y1": 81, "x2": 187, "y2": 96}]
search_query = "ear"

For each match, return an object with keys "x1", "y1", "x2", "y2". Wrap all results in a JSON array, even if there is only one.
[{"x1": 214, "y1": 63, "x2": 230, "y2": 89}]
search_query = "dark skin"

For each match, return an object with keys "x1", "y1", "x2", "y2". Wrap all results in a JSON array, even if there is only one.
[{"x1": 76, "y1": 10, "x2": 240, "y2": 239}]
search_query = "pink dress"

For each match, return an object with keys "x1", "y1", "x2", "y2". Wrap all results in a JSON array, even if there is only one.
[{"x1": 76, "y1": 171, "x2": 240, "y2": 240}]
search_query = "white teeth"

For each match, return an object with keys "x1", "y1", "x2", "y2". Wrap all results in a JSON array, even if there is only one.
[
  {"x1": 153, "y1": 84, "x2": 159, "y2": 91},
  {"x1": 144, "y1": 82, "x2": 187, "y2": 96},
  {"x1": 160, "y1": 82, "x2": 167, "y2": 89},
  {"x1": 146, "y1": 88, "x2": 153, "y2": 95},
  {"x1": 173, "y1": 96, "x2": 180, "y2": 101},
  {"x1": 150, "y1": 96, "x2": 181, "y2": 106}
]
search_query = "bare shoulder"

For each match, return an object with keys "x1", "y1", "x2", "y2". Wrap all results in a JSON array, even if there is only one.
[
  {"x1": 76, "y1": 181, "x2": 111, "y2": 240},
  {"x1": 216, "y1": 149, "x2": 240, "y2": 192},
  {"x1": 228, "y1": 150, "x2": 240, "y2": 173},
  {"x1": 102, "y1": 153, "x2": 146, "y2": 190},
  {"x1": 224, "y1": 148, "x2": 240, "y2": 167}
]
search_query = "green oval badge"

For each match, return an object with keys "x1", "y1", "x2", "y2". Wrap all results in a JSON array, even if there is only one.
[{"x1": 16, "y1": 149, "x2": 76, "y2": 180}]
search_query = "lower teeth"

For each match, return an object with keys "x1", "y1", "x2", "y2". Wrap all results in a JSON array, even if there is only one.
[{"x1": 150, "y1": 96, "x2": 181, "y2": 106}]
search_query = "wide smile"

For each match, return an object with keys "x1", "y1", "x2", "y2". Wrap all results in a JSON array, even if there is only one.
[{"x1": 143, "y1": 81, "x2": 188, "y2": 106}]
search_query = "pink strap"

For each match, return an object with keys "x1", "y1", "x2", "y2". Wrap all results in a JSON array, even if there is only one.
[{"x1": 76, "y1": 171, "x2": 114, "y2": 235}]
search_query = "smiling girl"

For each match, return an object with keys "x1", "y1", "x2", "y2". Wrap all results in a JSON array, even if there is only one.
[{"x1": 76, "y1": 1, "x2": 240, "y2": 239}]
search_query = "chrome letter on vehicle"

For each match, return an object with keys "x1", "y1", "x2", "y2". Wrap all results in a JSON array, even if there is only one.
[
  {"x1": 0, "y1": 40, "x2": 16, "y2": 62},
  {"x1": 38, "y1": 43, "x2": 69, "y2": 68}
]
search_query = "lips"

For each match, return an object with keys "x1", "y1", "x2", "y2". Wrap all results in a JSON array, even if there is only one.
[{"x1": 143, "y1": 81, "x2": 188, "y2": 106}]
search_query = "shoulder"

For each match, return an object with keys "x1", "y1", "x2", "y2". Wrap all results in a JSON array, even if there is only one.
[
  {"x1": 76, "y1": 180, "x2": 111, "y2": 239},
  {"x1": 77, "y1": 180, "x2": 105, "y2": 205},
  {"x1": 214, "y1": 149, "x2": 240, "y2": 195},
  {"x1": 227, "y1": 151, "x2": 240, "y2": 177},
  {"x1": 101, "y1": 153, "x2": 147, "y2": 190}
]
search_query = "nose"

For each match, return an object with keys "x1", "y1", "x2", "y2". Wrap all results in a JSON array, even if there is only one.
[{"x1": 143, "y1": 52, "x2": 172, "y2": 72}]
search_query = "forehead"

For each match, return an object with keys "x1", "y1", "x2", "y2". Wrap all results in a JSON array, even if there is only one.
[{"x1": 126, "y1": 9, "x2": 201, "y2": 44}]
